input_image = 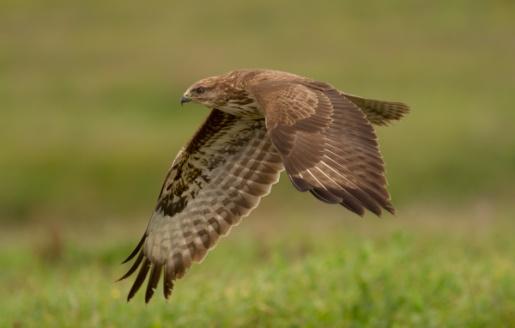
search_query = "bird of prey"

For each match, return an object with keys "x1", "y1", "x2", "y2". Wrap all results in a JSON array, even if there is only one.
[{"x1": 119, "y1": 69, "x2": 409, "y2": 302}]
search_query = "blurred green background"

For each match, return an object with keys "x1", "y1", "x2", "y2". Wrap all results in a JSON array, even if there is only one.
[{"x1": 1, "y1": 0, "x2": 514, "y2": 327}]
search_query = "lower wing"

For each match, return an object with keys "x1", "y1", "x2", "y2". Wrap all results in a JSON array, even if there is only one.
[{"x1": 120, "y1": 109, "x2": 284, "y2": 302}]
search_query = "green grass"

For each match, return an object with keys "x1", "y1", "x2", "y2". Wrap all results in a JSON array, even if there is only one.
[{"x1": 1, "y1": 204, "x2": 514, "y2": 327}]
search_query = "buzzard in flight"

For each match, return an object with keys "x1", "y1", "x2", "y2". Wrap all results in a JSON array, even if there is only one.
[{"x1": 120, "y1": 69, "x2": 409, "y2": 302}]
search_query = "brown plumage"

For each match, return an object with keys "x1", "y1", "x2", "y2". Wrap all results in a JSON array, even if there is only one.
[{"x1": 120, "y1": 69, "x2": 410, "y2": 302}]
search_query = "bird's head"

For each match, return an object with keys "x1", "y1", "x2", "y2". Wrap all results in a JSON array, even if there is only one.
[{"x1": 181, "y1": 75, "x2": 234, "y2": 108}]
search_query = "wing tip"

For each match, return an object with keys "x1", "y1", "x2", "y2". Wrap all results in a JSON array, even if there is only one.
[
  {"x1": 126, "y1": 258, "x2": 151, "y2": 302},
  {"x1": 163, "y1": 265, "x2": 175, "y2": 300},
  {"x1": 121, "y1": 244, "x2": 178, "y2": 303},
  {"x1": 384, "y1": 202, "x2": 396, "y2": 215},
  {"x1": 121, "y1": 234, "x2": 146, "y2": 264},
  {"x1": 144, "y1": 263, "x2": 163, "y2": 303},
  {"x1": 117, "y1": 251, "x2": 144, "y2": 282},
  {"x1": 120, "y1": 234, "x2": 168, "y2": 303},
  {"x1": 302, "y1": 183, "x2": 396, "y2": 218}
]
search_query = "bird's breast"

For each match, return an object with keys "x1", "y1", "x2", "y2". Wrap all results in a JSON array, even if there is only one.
[{"x1": 219, "y1": 99, "x2": 263, "y2": 118}]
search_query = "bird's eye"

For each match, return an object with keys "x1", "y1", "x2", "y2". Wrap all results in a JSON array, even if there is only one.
[{"x1": 193, "y1": 86, "x2": 206, "y2": 94}]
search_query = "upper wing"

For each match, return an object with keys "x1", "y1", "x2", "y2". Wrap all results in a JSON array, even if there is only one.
[
  {"x1": 342, "y1": 93, "x2": 410, "y2": 126},
  {"x1": 120, "y1": 109, "x2": 283, "y2": 302},
  {"x1": 250, "y1": 81, "x2": 394, "y2": 216}
]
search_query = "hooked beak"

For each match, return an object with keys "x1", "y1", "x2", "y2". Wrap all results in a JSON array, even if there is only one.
[{"x1": 180, "y1": 95, "x2": 191, "y2": 106}]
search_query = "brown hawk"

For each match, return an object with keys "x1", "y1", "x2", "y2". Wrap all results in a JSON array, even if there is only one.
[{"x1": 119, "y1": 69, "x2": 409, "y2": 302}]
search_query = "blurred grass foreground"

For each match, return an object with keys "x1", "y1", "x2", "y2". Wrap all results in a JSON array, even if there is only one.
[{"x1": 1, "y1": 0, "x2": 514, "y2": 327}]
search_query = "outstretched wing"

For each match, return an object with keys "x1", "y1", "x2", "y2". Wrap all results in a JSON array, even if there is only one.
[
  {"x1": 120, "y1": 109, "x2": 283, "y2": 302},
  {"x1": 343, "y1": 93, "x2": 410, "y2": 126},
  {"x1": 250, "y1": 80, "x2": 394, "y2": 216}
]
